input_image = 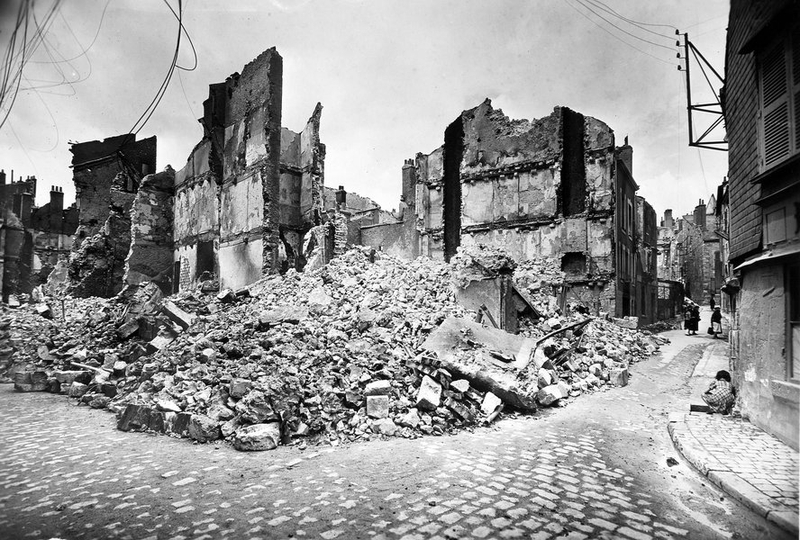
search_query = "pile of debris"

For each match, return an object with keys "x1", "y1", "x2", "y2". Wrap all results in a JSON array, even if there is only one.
[{"x1": 3, "y1": 246, "x2": 666, "y2": 451}]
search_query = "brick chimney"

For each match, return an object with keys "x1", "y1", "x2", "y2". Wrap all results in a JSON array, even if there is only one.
[
  {"x1": 335, "y1": 185, "x2": 347, "y2": 209},
  {"x1": 50, "y1": 186, "x2": 64, "y2": 212},
  {"x1": 694, "y1": 199, "x2": 706, "y2": 228},
  {"x1": 401, "y1": 159, "x2": 416, "y2": 208},
  {"x1": 617, "y1": 136, "x2": 633, "y2": 176},
  {"x1": 664, "y1": 209, "x2": 673, "y2": 228},
  {"x1": 0, "y1": 169, "x2": 5, "y2": 184}
]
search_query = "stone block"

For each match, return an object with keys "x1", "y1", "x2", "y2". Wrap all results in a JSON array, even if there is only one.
[
  {"x1": 258, "y1": 306, "x2": 309, "y2": 328},
  {"x1": 116, "y1": 319, "x2": 140, "y2": 340},
  {"x1": 217, "y1": 289, "x2": 236, "y2": 303},
  {"x1": 89, "y1": 395, "x2": 111, "y2": 409},
  {"x1": 537, "y1": 384, "x2": 564, "y2": 406},
  {"x1": 68, "y1": 382, "x2": 89, "y2": 398},
  {"x1": 481, "y1": 392, "x2": 503, "y2": 415},
  {"x1": 373, "y1": 418, "x2": 398, "y2": 436},
  {"x1": 415, "y1": 375, "x2": 442, "y2": 411},
  {"x1": 54, "y1": 370, "x2": 87, "y2": 385},
  {"x1": 229, "y1": 378, "x2": 252, "y2": 399},
  {"x1": 364, "y1": 380, "x2": 392, "y2": 396},
  {"x1": 609, "y1": 367, "x2": 629, "y2": 387},
  {"x1": 450, "y1": 379, "x2": 470, "y2": 393},
  {"x1": 366, "y1": 395, "x2": 390, "y2": 419},
  {"x1": 168, "y1": 412, "x2": 192, "y2": 437},
  {"x1": 117, "y1": 404, "x2": 152, "y2": 431},
  {"x1": 188, "y1": 414, "x2": 221, "y2": 442},
  {"x1": 232, "y1": 423, "x2": 281, "y2": 451},
  {"x1": 396, "y1": 408, "x2": 421, "y2": 428},
  {"x1": 145, "y1": 334, "x2": 175, "y2": 355},
  {"x1": 162, "y1": 300, "x2": 195, "y2": 330},
  {"x1": 537, "y1": 367, "x2": 553, "y2": 389},
  {"x1": 35, "y1": 304, "x2": 52, "y2": 319}
]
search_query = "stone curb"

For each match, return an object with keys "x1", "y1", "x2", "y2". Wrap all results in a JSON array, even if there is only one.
[{"x1": 668, "y1": 413, "x2": 799, "y2": 537}]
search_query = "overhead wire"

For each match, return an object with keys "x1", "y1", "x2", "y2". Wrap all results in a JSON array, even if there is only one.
[
  {"x1": 562, "y1": 0, "x2": 676, "y2": 66},
  {"x1": 572, "y1": 0, "x2": 677, "y2": 52},
  {"x1": 583, "y1": 0, "x2": 677, "y2": 38},
  {"x1": 125, "y1": 0, "x2": 183, "y2": 138}
]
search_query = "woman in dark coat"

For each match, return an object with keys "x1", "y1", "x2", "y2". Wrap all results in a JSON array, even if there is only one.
[
  {"x1": 684, "y1": 304, "x2": 694, "y2": 335},
  {"x1": 690, "y1": 304, "x2": 701, "y2": 335}
]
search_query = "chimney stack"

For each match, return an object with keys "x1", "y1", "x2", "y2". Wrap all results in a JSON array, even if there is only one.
[
  {"x1": 50, "y1": 185, "x2": 64, "y2": 212},
  {"x1": 335, "y1": 185, "x2": 347, "y2": 209}
]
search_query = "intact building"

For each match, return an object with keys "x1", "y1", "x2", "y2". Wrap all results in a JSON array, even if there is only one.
[{"x1": 724, "y1": 0, "x2": 799, "y2": 449}]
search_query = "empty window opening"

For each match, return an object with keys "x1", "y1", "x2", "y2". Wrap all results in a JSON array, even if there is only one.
[
  {"x1": 196, "y1": 240, "x2": 215, "y2": 279},
  {"x1": 561, "y1": 252, "x2": 587, "y2": 276}
]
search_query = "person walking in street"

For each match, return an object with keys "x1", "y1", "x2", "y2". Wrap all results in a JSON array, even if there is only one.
[
  {"x1": 684, "y1": 303, "x2": 694, "y2": 335},
  {"x1": 711, "y1": 307, "x2": 723, "y2": 338},
  {"x1": 689, "y1": 303, "x2": 700, "y2": 335},
  {"x1": 709, "y1": 295, "x2": 716, "y2": 310},
  {"x1": 702, "y1": 370, "x2": 736, "y2": 414}
]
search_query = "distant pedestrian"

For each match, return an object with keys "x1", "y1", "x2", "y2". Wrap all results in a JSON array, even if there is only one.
[
  {"x1": 688, "y1": 304, "x2": 700, "y2": 335},
  {"x1": 709, "y1": 296, "x2": 716, "y2": 310},
  {"x1": 711, "y1": 307, "x2": 722, "y2": 338},
  {"x1": 702, "y1": 370, "x2": 735, "y2": 414},
  {"x1": 684, "y1": 304, "x2": 694, "y2": 335}
]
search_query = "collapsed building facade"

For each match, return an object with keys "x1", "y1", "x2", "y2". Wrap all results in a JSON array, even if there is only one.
[
  {"x1": 125, "y1": 48, "x2": 326, "y2": 294},
  {"x1": 360, "y1": 100, "x2": 657, "y2": 323},
  {"x1": 67, "y1": 135, "x2": 157, "y2": 297}
]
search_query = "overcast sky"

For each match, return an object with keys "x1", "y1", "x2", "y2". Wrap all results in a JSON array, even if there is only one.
[{"x1": 0, "y1": 0, "x2": 729, "y2": 220}]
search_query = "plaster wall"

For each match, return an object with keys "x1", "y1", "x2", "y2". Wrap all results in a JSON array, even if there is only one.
[
  {"x1": 219, "y1": 238, "x2": 262, "y2": 290},
  {"x1": 220, "y1": 173, "x2": 264, "y2": 240},
  {"x1": 173, "y1": 176, "x2": 218, "y2": 243},
  {"x1": 735, "y1": 264, "x2": 799, "y2": 449}
]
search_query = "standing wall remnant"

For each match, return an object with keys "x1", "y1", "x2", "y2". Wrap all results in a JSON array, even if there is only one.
[{"x1": 172, "y1": 48, "x2": 325, "y2": 292}]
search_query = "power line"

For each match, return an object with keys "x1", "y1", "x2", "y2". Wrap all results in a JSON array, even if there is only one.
[
  {"x1": 562, "y1": 0, "x2": 676, "y2": 66},
  {"x1": 573, "y1": 0, "x2": 677, "y2": 52},
  {"x1": 583, "y1": 0, "x2": 677, "y2": 40}
]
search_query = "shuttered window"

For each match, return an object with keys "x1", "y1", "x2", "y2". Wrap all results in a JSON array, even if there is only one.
[{"x1": 759, "y1": 25, "x2": 800, "y2": 170}]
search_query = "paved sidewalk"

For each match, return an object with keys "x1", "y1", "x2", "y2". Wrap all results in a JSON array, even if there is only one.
[{"x1": 668, "y1": 328, "x2": 800, "y2": 536}]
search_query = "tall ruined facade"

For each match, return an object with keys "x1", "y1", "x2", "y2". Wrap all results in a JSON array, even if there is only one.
[
  {"x1": 167, "y1": 48, "x2": 324, "y2": 293},
  {"x1": 68, "y1": 134, "x2": 157, "y2": 297},
  {"x1": 363, "y1": 100, "x2": 651, "y2": 320}
]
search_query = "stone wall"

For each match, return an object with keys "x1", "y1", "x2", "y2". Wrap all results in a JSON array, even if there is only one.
[
  {"x1": 172, "y1": 48, "x2": 324, "y2": 291},
  {"x1": 734, "y1": 264, "x2": 799, "y2": 448}
]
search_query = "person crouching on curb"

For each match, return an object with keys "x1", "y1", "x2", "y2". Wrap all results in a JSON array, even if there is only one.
[
  {"x1": 711, "y1": 307, "x2": 723, "y2": 338},
  {"x1": 702, "y1": 370, "x2": 735, "y2": 414}
]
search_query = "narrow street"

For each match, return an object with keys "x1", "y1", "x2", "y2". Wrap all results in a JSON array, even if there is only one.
[{"x1": 0, "y1": 320, "x2": 790, "y2": 540}]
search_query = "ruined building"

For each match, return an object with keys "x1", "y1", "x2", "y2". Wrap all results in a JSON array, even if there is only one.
[
  {"x1": 656, "y1": 200, "x2": 722, "y2": 304},
  {"x1": 0, "y1": 172, "x2": 78, "y2": 300},
  {"x1": 361, "y1": 100, "x2": 655, "y2": 322},
  {"x1": 67, "y1": 134, "x2": 157, "y2": 297},
  {"x1": 124, "y1": 47, "x2": 326, "y2": 293}
]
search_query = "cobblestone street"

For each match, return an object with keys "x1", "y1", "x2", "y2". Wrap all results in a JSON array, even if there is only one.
[{"x1": 0, "y1": 329, "x2": 790, "y2": 540}]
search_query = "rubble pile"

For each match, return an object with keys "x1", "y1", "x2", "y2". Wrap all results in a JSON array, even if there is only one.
[{"x1": 3, "y1": 245, "x2": 666, "y2": 452}]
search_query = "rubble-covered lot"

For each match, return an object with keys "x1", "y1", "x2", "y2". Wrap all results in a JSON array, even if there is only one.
[{"x1": 1, "y1": 247, "x2": 667, "y2": 451}]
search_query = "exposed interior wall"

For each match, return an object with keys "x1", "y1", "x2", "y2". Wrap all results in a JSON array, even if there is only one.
[
  {"x1": 170, "y1": 49, "x2": 324, "y2": 291},
  {"x1": 412, "y1": 101, "x2": 619, "y2": 315},
  {"x1": 124, "y1": 168, "x2": 175, "y2": 293}
]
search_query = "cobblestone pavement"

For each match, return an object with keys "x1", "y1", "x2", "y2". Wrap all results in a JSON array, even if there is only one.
[{"x1": 0, "y1": 329, "x2": 791, "y2": 540}]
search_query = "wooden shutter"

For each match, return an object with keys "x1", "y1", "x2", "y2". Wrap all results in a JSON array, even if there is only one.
[
  {"x1": 760, "y1": 40, "x2": 791, "y2": 168},
  {"x1": 792, "y1": 26, "x2": 800, "y2": 151}
]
